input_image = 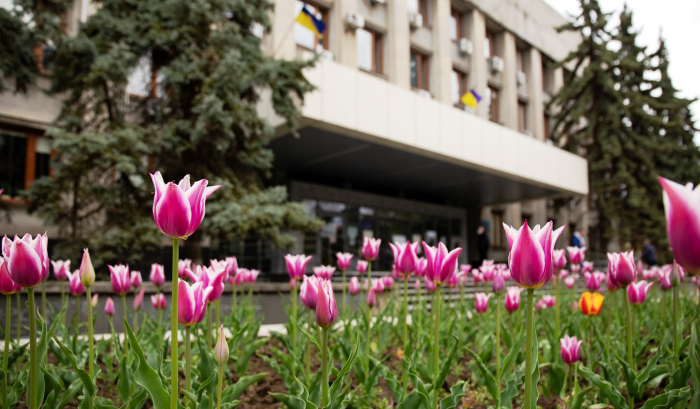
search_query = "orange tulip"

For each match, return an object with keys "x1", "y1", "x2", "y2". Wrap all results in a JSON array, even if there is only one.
[{"x1": 579, "y1": 292, "x2": 605, "y2": 316}]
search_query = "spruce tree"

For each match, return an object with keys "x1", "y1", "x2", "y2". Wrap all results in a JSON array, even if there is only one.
[{"x1": 20, "y1": 0, "x2": 323, "y2": 269}]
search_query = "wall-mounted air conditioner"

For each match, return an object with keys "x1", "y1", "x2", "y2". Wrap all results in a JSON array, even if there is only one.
[
  {"x1": 489, "y1": 56, "x2": 504, "y2": 73},
  {"x1": 516, "y1": 70, "x2": 527, "y2": 85},
  {"x1": 458, "y1": 38, "x2": 473, "y2": 56},
  {"x1": 409, "y1": 13, "x2": 423, "y2": 30},
  {"x1": 345, "y1": 12, "x2": 365, "y2": 30}
]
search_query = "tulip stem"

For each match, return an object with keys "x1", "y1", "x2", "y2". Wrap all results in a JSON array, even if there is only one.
[
  {"x1": 215, "y1": 300, "x2": 220, "y2": 336},
  {"x1": 673, "y1": 281, "x2": 680, "y2": 370},
  {"x1": 588, "y1": 316, "x2": 594, "y2": 373},
  {"x1": 108, "y1": 316, "x2": 119, "y2": 355},
  {"x1": 3, "y1": 295, "x2": 11, "y2": 409},
  {"x1": 432, "y1": 284, "x2": 442, "y2": 409},
  {"x1": 625, "y1": 290, "x2": 634, "y2": 409},
  {"x1": 605, "y1": 291, "x2": 613, "y2": 365},
  {"x1": 402, "y1": 277, "x2": 409, "y2": 396},
  {"x1": 185, "y1": 326, "x2": 191, "y2": 403},
  {"x1": 365, "y1": 301, "x2": 372, "y2": 380},
  {"x1": 15, "y1": 293, "x2": 20, "y2": 344},
  {"x1": 417, "y1": 283, "x2": 423, "y2": 331},
  {"x1": 305, "y1": 311, "x2": 312, "y2": 383},
  {"x1": 342, "y1": 269, "x2": 347, "y2": 323},
  {"x1": 232, "y1": 285, "x2": 237, "y2": 315},
  {"x1": 75, "y1": 296, "x2": 81, "y2": 337},
  {"x1": 86, "y1": 287, "x2": 94, "y2": 409},
  {"x1": 216, "y1": 361, "x2": 223, "y2": 409},
  {"x1": 207, "y1": 306, "x2": 212, "y2": 348},
  {"x1": 27, "y1": 288, "x2": 37, "y2": 409},
  {"x1": 61, "y1": 282, "x2": 66, "y2": 327},
  {"x1": 554, "y1": 278, "x2": 560, "y2": 338},
  {"x1": 41, "y1": 282, "x2": 46, "y2": 329},
  {"x1": 660, "y1": 291, "x2": 666, "y2": 333},
  {"x1": 170, "y1": 238, "x2": 180, "y2": 409},
  {"x1": 524, "y1": 288, "x2": 534, "y2": 409},
  {"x1": 495, "y1": 293, "x2": 501, "y2": 402},
  {"x1": 291, "y1": 282, "x2": 297, "y2": 379},
  {"x1": 321, "y1": 327, "x2": 329, "y2": 407},
  {"x1": 121, "y1": 295, "x2": 129, "y2": 355},
  {"x1": 157, "y1": 288, "x2": 162, "y2": 339}
]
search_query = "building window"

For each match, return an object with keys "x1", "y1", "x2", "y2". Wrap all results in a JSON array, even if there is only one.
[
  {"x1": 356, "y1": 28, "x2": 383, "y2": 74},
  {"x1": 544, "y1": 113, "x2": 552, "y2": 140},
  {"x1": 408, "y1": 0, "x2": 428, "y2": 19},
  {"x1": 451, "y1": 69, "x2": 467, "y2": 106},
  {"x1": 449, "y1": 9, "x2": 464, "y2": 41},
  {"x1": 484, "y1": 30, "x2": 497, "y2": 59},
  {"x1": 0, "y1": 130, "x2": 51, "y2": 198},
  {"x1": 542, "y1": 58, "x2": 552, "y2": 93},
  {"x1": 294, "y1": 1, "x2": 329, "y2": 51},
  {"x1": 518, "y1": 101, "x2": 528, "y2": 133},
  {"x1": 492, "y1": 211, "x2": 505, "y2": 248},
  {"x1": 486, "y1": 86, "x2": 499, "y2": 123},
  {"x1": 410, "y1": 50, "x2": 430, "y2": 91}
]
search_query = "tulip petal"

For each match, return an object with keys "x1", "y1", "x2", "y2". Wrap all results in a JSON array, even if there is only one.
[
  {"x1": 8, "y1": 240, "x2": 42, "y2": 288},
  {"x1": 155, "y1": 182, "x2": 192, "y2": 238},
  {"x1": 510, "y1": 221, "x2": 546, "y2": 288}
]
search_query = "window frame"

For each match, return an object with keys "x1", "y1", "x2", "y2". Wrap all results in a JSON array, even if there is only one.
[
  {"x1": 0, "y1": 126, "x2": 52, "y2": 201},
  {"x1": 294, "y1": 1, "x2": 330, "y2": 52},
  {"x1": 410, "y1": 50, "x2": 430, "y2": 92},
  {"x1": 492, "y1": 210, "x2": 505, "y2": 249},
  {"x1": 451, "y1": 68, "x2": 467, "y2": 107},
  {"x1": 356, "y1": 27, "x2": 383, "y2": 75},
  {"x1": 485, "y1": 30, "x2": 497, "y2": 59},
  {"x1": 488, "y1": 85, "x2": 500, "y2": 123},
  {"x1": 518, "y1": 100, "x2": 528, "y2": 133},
  {"x1": 450, "y1": 9, "x2": 464, "y2": 41}
]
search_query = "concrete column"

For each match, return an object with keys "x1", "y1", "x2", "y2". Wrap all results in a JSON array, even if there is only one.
[
  {"x1": 433, "y1": 0, "x2": 453, "y2": 104},
  {"x1": 387, "y1": 0, "x2": 411, "y2": 88},
  {"x1": 501, "y1": 31, "x2": 518, "y2": 130},
  {"x1": 269, "y1": 0, "x2": 297, "y2": 60},
  {"x1": 333, "y1": 0, "x2": 358, "y2": 68},
  {"x1": 528, "y1": 48, "x2": 545, "y2": 140},
  {"x1": 468, "y1": 10, "x2": 488, "y2": 119}
]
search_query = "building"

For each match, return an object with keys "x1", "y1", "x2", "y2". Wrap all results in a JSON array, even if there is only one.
[{"x1": 0, "y1": 0, "x2": 588, "y2": 275}]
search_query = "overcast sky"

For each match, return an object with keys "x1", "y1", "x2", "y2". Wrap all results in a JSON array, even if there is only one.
[{"x1": 543, "y1": 0, "x2": 700, "y2": 119}]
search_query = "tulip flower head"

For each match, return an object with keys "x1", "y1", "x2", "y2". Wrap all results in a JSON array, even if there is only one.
[
  {"x1": 67, "y1": 270, "x2": 85, "y2": 296},
  {"x1": 51, "y1": 260, "x2": 71, "y2": 281},
  {"x1": 535, "y1": 299, "x2": 546, "y2": 311},
  {"x1": 336, "y1": 252, "x2": 353, "y2": 271},
  {"x1": 362, "y1": 237, "x2": 381, "y2": 261},
  {"x1": 91, "y1": 293, "x2": 99, "y2": 307},
  {"x1": 658, "y1": 177, "x2": 700, "y2": 274},
  {"x1": 560, "y1": 335, "x2": 582, "y2": 364},
  {"x1": 367, "y1": 288, "x2": 377, "y2": 308},
  {"x1": 389, "y1": 242, "x2": 418, "y2": 277},
  {"x1": 480, "y1": 265, "x2": 496, "y2": 281},
  {"x1": 151, "y1": 293, "x2": 167, "y2": 310},
  {"x1": 460, "y1": 264, "x2": 472, "y2": 274},
  {"x1": 214, "y1": 325, "x2": 229, "y2": 365},
  {"x1": 414, "y1": 278, "x2": 421, "y2": 291},
  {"x1": 381, "y1": 276, "x2": 394, "y2": 289},
  {"x1": 300, "y1": 275, "x2": 320, "y2": 310},
  {"x1": 178, "y1": 259, "x2": 192, "y2": 278},
  {"x1": 553, "y1": 249, "x2": 567, "y2": 271},
  {"x1": 285, "y1": 254, "x2": 313, "y2": 281},
  {"x1": 605, "y1": 273, "x2": 618, "y2": 292},
  {"x1": 150, "y1": 263, "x2": 165, "y2": 288},
  {"x1": 607, "y1": 251, "x2": 637, "y2": 288},
  {"x1": 542, "y1": 295, "x2": 556, "y2": 308},
  {"x1": 371, "y1": 278, "x2": 385, "y2": 293},
  {"x1": 313, "y1": 265, "x2": 336, "y2": 280},
  {"x1": 492, "y1": 271, "x2": 505, "y2": 294},
  {"x1": 133, "y1": 287, "x2": 146, "y2": 311},
  {"x1": 109, "y1": 264, "x2": 131, "y2": 295},
  {"x1": 582, "y1": 261, "x2": 594, "y2": 274},
  {"x1": 356, "y1": 260, "x2": 368, "y2": 274},
  {"x1": 131, "y1": 271, "x2": 143, "y2": 289},
  {"x1": 316, "y1": 279, "x2": 337, "y2": 329},
  {"x1": 349, "y1": 276, "x2": 360, "y2": 295},
  {"x1": 225, "y1": 256, "x2": 238, "y2": 281},
  {"x1": 579, "y1": 292, "x2": 604, "y2": 316},
  {"x1": 628, "y1": 280, "x2": 654, "y2": 305},
  {"x1": 185, "y1": 265, "x2": 227, "y2": 303},
  {"x1": 658, "y1": 268, "x2": 673, "y2": 291},
  {"x1": 567, "y1": 246, "x2": 586, "y2": 265},
  {"x1": 2, "y1": 234, "x2": 49, "y2": 289},
  {"x1": 414, "y1": 257, "x2": 428, "y2": 277},
  {"x1": 503, "y1": 221, "x2": 565, "y2": 289},
  {"x1": 178, "y1": 280, "x2": 212, "y2": 326},
  {"x1": 474, "y1": 292, "x2": 493, "y2": 313},
  {"x1": 422, "y1": 242, "x2": 462, "y2": 285},
  {"x1": 564, "y1": 276, "x2": 576, "y2": 289},
  {"x1": 0, "y1": 260, "x2": 21, "y2": 295},
  {"x1": 150, "y1": 171, "x2": 221, "y2": 239},
  {"x1": 584, "y1": 271, "x2": 606, "y2": 291},
  {"x1": 504, "y1": 287, "x2": 522, "y2": 312},
  {"x1": 423, "y1": 276, "x2": 437, "y2": 293},
  {"x1": 105, "y1": 297, "x2": 115, "y2": 316},
  {"x1": 558, "y1": 269, "x2": 569, "y2": 280}
]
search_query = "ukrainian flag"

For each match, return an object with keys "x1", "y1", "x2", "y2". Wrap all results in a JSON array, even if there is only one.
[
  {"x1": 296, "y1": 5, "x2": 326, "y2": 38},
  {"x1": 461, "y1": 89, "x2": 482, "y2": 108}
]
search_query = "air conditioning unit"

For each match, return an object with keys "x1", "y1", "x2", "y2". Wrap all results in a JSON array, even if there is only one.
[
  {"x1": 409, "y1": 12, "x2": 423, "y2": 30},
  {"x1": 516, "y1": 70, "x2": 527, "y2": 85},
  {"x1": 416, "y1": 89, "x2": 431, "y2": 98},
  {"x1": 489, "y1": 56, "x2": 504, "y2": 73},
  {"x1": 345, "y1": 12, "x2": 365, "y2": 30},
  {"x1": 370, "y1": 0, "x2": 386, "y2": 4},
  {"x1": 458, "y1": 38, "x2": 473, "y2": 56}
]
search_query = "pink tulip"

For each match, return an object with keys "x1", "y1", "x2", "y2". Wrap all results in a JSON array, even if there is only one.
[
  {"x1": 605, "y1": 273, "x2": 618, "y2": 292},
  {"x1": 150, "y1": 171, "x2": 221, "y2": 239},
  {"x1": 558, "y1": 269, "x2": 569, "y2": 280},
  {"x1": 422, "y1": 242, "x2": 462, "y2": 285},
  {"x1": 480, "y1": 265, "x2": 496, "y2": 281},
  {"x1": 150, "y1": 263, "x2": 165, "y2": 288},
  {"x1": 567, "y1": 246, "x2": 586, "y2": 264},
  {"x1": 109, "y1": 264, "x2": 131, "y2": 295},
  {"x1": 367, "y1": 288, "x2": 377, "y2": 308},
  {"x1": 284, "y1": 254, "x2": 313, "y2": 280},
  {"x1": 313, "y1": 265, "x2": 335, "y2": 280},
  {"x1": 133, "y1": 287, "x2": 146, "y2": 311},
  {"x1": 389, "y1": 242, "x2": 418, "y2": 277},
  {"x1": 316, "y1": 279, "x2": 337, "y2": 329},
  {"x1": 51, "y1": 260, "x2": 71, "y2": 281},
  {"x1": 105, "y1": 297, "x2": 115, "y2": 316},
  {"x1": 564, "y1": 276, "x2": 576, "y2": 289},
  {"x1": 151, "y1": 293, "x2": 167, "y2": 310},
  {"x1": 492, "y1": 271, "x2": 505, "y2": 294},
  {"x1": 356, "y1": 260, "x2": 368, "y2": 274},
  {"x1": 336, "y1": 252, "x2": 353, "y2": 271},
  {"x1": 582, "y1": 261, "x2": 594, "y2": 274},
  {"x1": 178, "y1": 259, "x2": 192, "y2": 278},
  {"x1": 414, "y1": 257, "x2": 428, "y2": 277},
  {"x1": 0, "y1": 260, "x2": 21, "y2": 295},
  {"x1": 560, "y1": 335, "x2": 582, "y2": 364},
  {"x1": 248, "y1": 269, "x2": 260, "y2": 284},
  {"x1": 235, "y1": 268, "x2": 249, "y2": 286},
  {"x1": 78, "y1": 249, "x2": 95, "y2": 287},
  {"x1": 535, "y1": 299, "x2": 546, "y2": 311},
  {"x1": 474, "y1": 292, "x2": 493, "y2": 313},
  {"x1": 91, "y1": 293, "x2": 99, "y2": 307},
  {"x1": 472, "y1": 270, "x2": 484, "y2": 285},
  {"x1": 423, "y1": 276, "x2": 436, "y2": 293},
  {"x1": 214, "y1": 325, "x2": 229, "y2": 365},
  {"x1": 225, "y1": 257, "x2": 238, "y2": 282},
  {"x1": 362, "y1": 237, "x2": 381, "y2": 261},
  {"x1": 553, "y1": 249, "x2": 567, "y2": 270},
  {"x1": 658, "y1": 269, "x2": 672, "y2": 291},
  {"x1": 658, "y1": 177, "x2": 700, "y2": 273},
  {"x1": 185, "y1": 265, "x2": 227, "y2": 303},
  {"x1": 460, "y1": 264, "x2": 472, "y2": 274},
  {"x1": 300, "y1": 275, "x2": 320, "y2": 310},
  {"x1": 504, "y1": 287, "x2": 522, "y2": 312},
  {"x1": 381, "y1": 276, "x2": 394, "y2": 288},
  {"x1": 349, "y1": 277, "x2": 360, "y2": 295},
  {"x1": 584, "y1": 271, "x2": 605, "y2": 291},
  {"x1": 542, "y1": 295, "x2": 556, "y2": 308},
  {"x1": 1, "y1": 234, "x2": 49, "y2": 289},
  {"x1": 178, "y1": 280, "x2": 212, "y2": 326},
  {"x1": 503, "y1": 221, "x2": 565, "y2": 289},
  {"x1": 627, "y1": 280, "x2": 653, "y2": 305},
  {"x1": 371, "y1": 278, "x2": 385, "y2": 293},
  {"x1": 67, "y1": 270, "x2": 85, "y2": 297},
  {"x1": 414, "y1": 278, "x2": 421, "y2": 291},
  {"x1": 131, "y1": 271, "x2": 143, "y2": 289},
  {"x1": 607, "y1": 251, "x2": 636, "y2": 287}
]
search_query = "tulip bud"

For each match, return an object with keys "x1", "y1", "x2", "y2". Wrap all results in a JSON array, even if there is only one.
[
  {"x1": 659, "y1": 269, "x2": 672, "y2": 291},
  {"x1": 504, "y1": 287, "x2": 522, "y2": 312},
  {"x1": 607, "y1": 251, "x2": 636, "y2": 287},
  {"x1": 366, "y1": 288, "x2": 376, "y2": 308},
  {"x1": 336, "y1": 252, "x2": 353, "y2": 271},
  {"x1": 300, "y1": 275, "x2": 319, "y2": 310},
  {"x1": 2, "y1": 234, "x2": 49, "y2": 289},
  {"x1": 151, "y1": 293, "x2": 167, "y2": 310},
  {"x1": 349, "y1": 277, "x2": 360, "y2": 295},
  {"x1": 133, "y1": 287, "x2": 146, "y2": 311},
  {"x1": 0, "y1": 260, "x2": 21, "y2": 295},
  {"x1": 214, "y1": 325, "x2": 229, "y2": 365},
  {"x1": 560, "y1": 335, "x2": 582, "y2": 364},
  {"x1": 627, "y1": 280, "x2": 653, "y2": 305},
  {"x1": 564, "y1": 276, "x2": 576, "y2": 289},
  {"x1": 68, "y1": 270, "x2": 86, "y2": 296},
  {"x1": 91, "y1": 293, "x2": 99, "y2": 307},
  {"x1": 150, "y1": 263, "x2": 165, "y2": 288},
  {"x1": 316, "y1": 279, "x2": 337, "y2": 329},
  {"x1": 131, "y1": 271, "x2": 143, "y2": 289},
  {"x1": 362, "y1": 237, "x2": 381, "y2": 261},
  {"x1": 552, "y1": 249, "x2": 567, "y2": 270},
  {"x1": 356, "y1": 260, "x2": 368, "y2": 274},
  {"x1": 284, "y1": 254, "x2": 313, "y2": 281},
  {"x1": 51, "y1": 260, "x2": 71, "y2": 281},
  {"x1": 567, "y1": 246, "x2": 586, "y2": 265},
  {"x1": 492, "y1": 272, "x2": 505, "y2": 294},
  {"x1": 78, "y1": 249, "x2": 95, "y2": 288},
  {"x1": 105, "y1": 297, "x2": 115, "y2": 316},
  {"x1": 503, "y1": 221, "x2": 565, "y2": 289},
  {"x1": 474, "y1": 292, "x2": 492, "y2": 313},
  {"x1": 542, "y1": 295, "x2": 556, "y2": 308},
  {"x1": 381, "y1": 276, "x2": 394, "y2": 289}
]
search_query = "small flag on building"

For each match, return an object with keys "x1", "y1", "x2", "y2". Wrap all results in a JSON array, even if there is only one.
[
  {"x1": 461, "y1": 89, "x2": 482, "y2": 108},
  {"x1": 296, "y1": 5, "x2": 326, "y2": 38}
]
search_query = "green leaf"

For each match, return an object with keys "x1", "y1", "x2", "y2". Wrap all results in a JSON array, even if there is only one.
[
  {"x1": 363, "y1": 357, "x2": 386, "y2": 395},
  {"x1": 433, "y1": 335, "x2": 460, "y2": 399},
  {"x1": 613, "y1": 349, "x2": 640, "y2": 398},
  {"x1": 466, "y1": 347, "x2": 499, "y2": 406},
  {"x1": 689, "y1": 324, "x2": 700, "y2": 409},
  {"x1": 49, "y1": 331, "x2": 96, "y2": 397},
  {"x1": 547, "y1": 363, "x2": 566, "y2": 397},
  {"x1": 569, "y1": 386, "x2": 592, "y2": 409},
  {"x1": 500, "y1": 366, "x2": 524, "y2": 409},
  {"x1": 327, "y1": 334, "x2": 360, "y2": 409},
  {"x1": 527, "y1": 322, "x2": 539, "y2": 409},
  {"x1": 439, "y1": 380, "x2": 467, "y2": 409},
  {"x1": 500, "y1": 329, "x2": 524, "y2": 377},
  {"x1": 123, "y1": 318, "x2": 183, "y2": 409},
  {"x1": 299, "y1": 325, "x2": 321, "y2": 352},
  {"x1": 222, "y1": 373, "x2": 267, "y2": 401},
  {"x1": 577, "y1": 364, "x2": 627, "y2": 409},
  {"x1": 667, "y1": 358, "x2": 691, "y2": 391},
  {"x1": 117, "y1": 354, "x2": 132, "y2": 402},
  {"x1": 637, "y1": 334, "x2": 668, "y2": 387},
  {"x1": 235, "y1": 337, "x2": 268, "y2": 376},
  {"x1": 639, "y1": 387, "x2": 691, "y2": 409}
]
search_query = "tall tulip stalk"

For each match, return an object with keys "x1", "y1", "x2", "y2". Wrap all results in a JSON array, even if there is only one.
[
  {"x1": 389, "y1": 242, "x2": 418, "y2": 393},
  {"x1": 336, "y1": 252, "x2": 353, "y2": 321},
  {"x1": 503, "y1": 221, "x2": 564, "y2": 409},
  {"x1": 316, "y1": 279, "x2": 338, "y2": 407},
  {"x1": 80, "y1": 250, "x2": 96, "y2": 409},
  {"x1": 552, "y1": 249, "x2": 567, "y2": 337},
  {"x1": 578, "y1": 291, "x2": 604, "y2": 370},
  {"x1": 150, "y1": 171, "x2": 220, "y2": 409},
  {"x1": 214, "y1": 325, "x2": 229, "y2": 409},
  {"x1": 361, "y1": 237, "x2": 380, "y2": 375},
  {"x1": 284, "y1": 254, "x2": 312, "y2": 378},
  {"x1": 179, "y1": 280, "x2": 211, "y2": 400},
  {"x1": 299, "y1": 275, "x2": 319, "y2": 382},
  {"x1": 0, "y1": 259, "x2": 20, "y2": 409}
]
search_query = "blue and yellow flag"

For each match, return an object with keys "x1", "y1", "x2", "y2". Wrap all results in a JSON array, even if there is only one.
[
  {"x1": 296, "y1": 5, "x2": 326, "y2": 38},
  {"x1": 461, "y1": 89, "x2": 482, "y2": 108}
]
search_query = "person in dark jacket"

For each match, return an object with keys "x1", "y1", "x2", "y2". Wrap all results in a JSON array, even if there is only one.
[
  {"x1": 477, "y1": 225, "x2": 490, "y2": 265},
  {"x1": 641, "y1": 239, "x2": 658, "y2": 266}
]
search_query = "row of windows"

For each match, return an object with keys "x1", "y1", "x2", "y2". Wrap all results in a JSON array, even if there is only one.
[{"x1": 0, "y1": 130, "x2": 51, "y2": 198}]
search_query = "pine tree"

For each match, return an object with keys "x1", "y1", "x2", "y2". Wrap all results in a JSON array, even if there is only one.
[{"x1": 22, "y1": 0, "x2": 323, "y2": 269}]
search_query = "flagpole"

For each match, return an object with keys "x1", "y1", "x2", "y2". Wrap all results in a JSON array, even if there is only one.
[{"x1": 273, "y1": 18, "x2": 298, "y2": 58}]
